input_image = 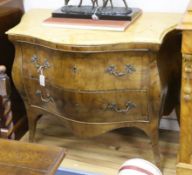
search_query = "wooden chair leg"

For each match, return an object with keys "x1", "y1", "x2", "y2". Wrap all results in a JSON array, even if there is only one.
[{"x1": 0, "y1": 65, "x2": 15, "y2": 139}]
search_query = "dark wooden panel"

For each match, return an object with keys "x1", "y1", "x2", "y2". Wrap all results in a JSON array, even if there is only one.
[{"x1": 0, "y1": 0, "x2": 26, "y2": 139}]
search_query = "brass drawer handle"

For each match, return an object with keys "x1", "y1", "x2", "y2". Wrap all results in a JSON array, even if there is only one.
[
  {"x1": 106, "y1": 101, "x2": 136, "y2": 113},
  {"x1": 35, "y1": 90, "x2": 54, "y2": 103},
  {"x1": 106, "y1": 64, "x2": 136, "y2": 77},
  {"x1": 31, "y1": 55, "x2": 50, "y2": 70}
]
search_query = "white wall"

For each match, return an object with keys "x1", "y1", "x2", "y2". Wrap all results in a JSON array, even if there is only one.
[{"x1": 24, "y1": 0, "x2": 190, "y2": 13}]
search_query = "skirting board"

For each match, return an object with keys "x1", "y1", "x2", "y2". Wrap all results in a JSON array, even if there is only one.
[
  {"x1": 159, "y1": 118, "x2": 179, "y2": 131},
  {"x1": 159, "y1": 110, "x2": 180, "y2": 131}
]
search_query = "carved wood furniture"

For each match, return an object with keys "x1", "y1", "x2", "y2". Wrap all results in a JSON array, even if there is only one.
[
  {"x1": 0, "y1": 139, "x2": 65, "y2": 175},
  {"x1": 0, "y1": 65, "x2": 14, "y2": 139},
  {"x1": 177, "y1": 1, "x2": 192, "y2": 175},
  {"x1": 0, "y1": 0, "x2": 26, "y2": 139},
  {"x1": 7, "y1": 9, "x2": 183, "y2": 167}
]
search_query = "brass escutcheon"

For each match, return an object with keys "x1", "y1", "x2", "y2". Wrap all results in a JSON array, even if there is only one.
[{"x1": 106, "y1": 64, "x2": 136, "y2": 77}]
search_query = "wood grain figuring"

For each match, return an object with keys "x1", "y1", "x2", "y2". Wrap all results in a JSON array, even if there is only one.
[
  {"x1": 177, "y1": 0, "x2": 192, "y2": 174},
  {"x1": 7, "y1": 9, "x2": 183, "y2": 168},
  {"x1": 24, "y1": 79, "x2": 149, "y2": 123},
  {"x1": 21, "y1": 43, "x2": 152, "y2": 90},
  {"x1": 12, "y1": 40, "x2": 162, "y2": 165},
  {"x1": 0, "y1": 139, "x2": 65, "y2": 175},
  {"x1": 6, "y1": 9, "x2": 182, "y2": 51}
]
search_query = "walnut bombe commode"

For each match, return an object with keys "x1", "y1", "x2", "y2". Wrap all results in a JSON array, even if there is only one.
[{"x1": 7, "y1": 9, "x2": 183, "y2": 167}]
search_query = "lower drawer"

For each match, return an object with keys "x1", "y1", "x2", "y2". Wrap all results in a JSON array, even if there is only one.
[{"x1": 24, "y1": 79, "x2": 149, "y2": 123}]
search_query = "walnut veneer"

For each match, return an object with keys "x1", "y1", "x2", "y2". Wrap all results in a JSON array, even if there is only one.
[
  {"x1": 7, "y1": 9, "x2": 183, "y2": 167},
  {"x1": 177, "y1": 1, "x2": 192, "y2": 174},
  {"x1": 0, "y1": 139, "x2": 65, "y2": 175}
]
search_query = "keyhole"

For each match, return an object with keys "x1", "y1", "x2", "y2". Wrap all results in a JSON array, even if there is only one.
[{"x1": 72, "y1": 65, "x2": 78, "y2": 74}]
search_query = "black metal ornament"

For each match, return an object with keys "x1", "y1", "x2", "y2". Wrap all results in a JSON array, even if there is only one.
[{"x1": 52, "y1": 0, "x2": 141, "y2": 21}]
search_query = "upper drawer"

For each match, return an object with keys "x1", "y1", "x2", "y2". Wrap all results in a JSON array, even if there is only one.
[{"x1": 21, "y1": 43, "x2": 156, "y2": 91}]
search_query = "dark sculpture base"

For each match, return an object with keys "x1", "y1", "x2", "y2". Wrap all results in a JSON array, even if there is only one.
[{"x1": 52, "y1": 6, "x2": 142, "y2": 21}]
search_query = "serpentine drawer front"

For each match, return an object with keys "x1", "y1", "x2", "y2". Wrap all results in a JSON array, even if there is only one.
[
  {"x1": 24, "y1": 79, "x2": 149, "y2": 123},
  {"x1": 7, "y1": 9, "x2": 182, "y2": 167},
  {"x1": 21, "y1": 43, "x2": 152, "y2": 91}
]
